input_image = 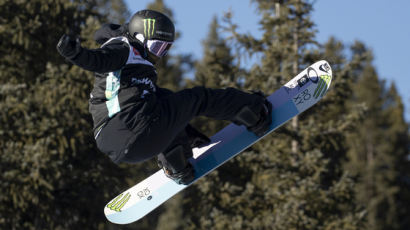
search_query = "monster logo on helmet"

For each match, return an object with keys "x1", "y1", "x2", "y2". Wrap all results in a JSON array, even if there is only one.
[
  {"x1": 143, "y1": 18, "x2": 156, "y2": 39},
  {"x1": 128, "y1": 10, "x2": 175, "y2": 59}
]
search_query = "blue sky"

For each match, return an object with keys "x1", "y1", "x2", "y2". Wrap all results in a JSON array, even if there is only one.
[{"x1": 125, "y1": 0, "x2": 410, "y2": 120}]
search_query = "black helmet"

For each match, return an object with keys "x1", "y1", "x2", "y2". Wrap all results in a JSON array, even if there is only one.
[{"x1": 128, "y1": 10, "x2": 175, "y2": 42}]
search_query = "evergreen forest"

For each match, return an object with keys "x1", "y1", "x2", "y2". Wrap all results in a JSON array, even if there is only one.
[{"x1": 1, "y1": 0, "x2": 409, "y2": 229}]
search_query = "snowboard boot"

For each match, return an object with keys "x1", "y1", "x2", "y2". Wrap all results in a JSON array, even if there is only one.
[
  {"x1": 157, "y1": 144, "x2": 195, "y2": 185},
  {"x1": 232, "y1": 91, "x2": 273, "y2": 137},
  {"x1": 157, "y1": 126, "x2": 210, "y2": 185}
]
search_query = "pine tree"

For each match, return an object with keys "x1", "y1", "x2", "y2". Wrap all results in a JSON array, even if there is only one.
[
  {"x1": 345, "y1": 41, "x2": 410, "y2": 230},
  {"x1": 187, "y1": 16, "x2": 243, "y2": 136},
  {"x1": 0, "y1": 0, "x2": 134, "y2": 229},
  {"x1": 181, "y1": 1, "x2": 366, "y2": 229},
  {"x1": 193, "y1": 17, "x2": 243, "y2": 89},
  {"x1": 382, "y1": 84, "x2": 410, "y2": 230}
]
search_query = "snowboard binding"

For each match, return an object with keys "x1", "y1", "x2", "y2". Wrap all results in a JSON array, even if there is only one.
[
  {"x1": 232, "y1": 91, "x2": 273, "y2": 137},
  {"x1": 157, "y1": 144, "x2": 195, "y2": 185},
  {"x1": 157, "y1": 125, "x2": 210, "y2": 185}
]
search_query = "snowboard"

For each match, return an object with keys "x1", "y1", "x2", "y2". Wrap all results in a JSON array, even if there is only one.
[{"x1": 104, "y1": 60, "x2": 333, "y2": 224}]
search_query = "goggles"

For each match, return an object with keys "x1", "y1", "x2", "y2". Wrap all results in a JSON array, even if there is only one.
[{"x1": 146, "y1": 39, "x2": 173, "y2": 57}]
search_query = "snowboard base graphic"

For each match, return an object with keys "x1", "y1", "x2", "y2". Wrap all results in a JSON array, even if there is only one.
[{"x1": 104, "y1": 60, "x2": 332, "y2": 224}]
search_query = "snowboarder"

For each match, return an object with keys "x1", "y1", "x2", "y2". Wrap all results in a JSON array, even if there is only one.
[{"x1": 56, "y1": 9, "x2": 272, "y2": 185}]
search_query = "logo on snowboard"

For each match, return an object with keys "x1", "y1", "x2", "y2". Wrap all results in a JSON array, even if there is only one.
[
  {"x1": 137, "y1": 187, "x2": 151, "y2": 199},
  {"x1": 319, "y1": 63, "x2": 331, "y2": 73},
  {"x1": 313, "y1": 75, "x2": 331, "y2": 99},
  {"x1": 106, "y1": 192, "x2": 131, "y2": 212},
  {"x1": 293, "y1": 74, "x2": 331, "y2": 105}
]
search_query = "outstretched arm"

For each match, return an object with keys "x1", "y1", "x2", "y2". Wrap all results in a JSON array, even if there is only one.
[{"x1": 56, "y1": 34, "x2": 129, "y2": 73}]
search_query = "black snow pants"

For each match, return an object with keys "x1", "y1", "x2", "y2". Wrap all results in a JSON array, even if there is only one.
[{"x1": 96, "y1": 86, "x2": 265, "y2": 163}]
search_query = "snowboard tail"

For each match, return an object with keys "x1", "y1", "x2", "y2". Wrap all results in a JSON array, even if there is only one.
[{"x1": 104, "y1": 60, "x2": 333, "y2": 224}]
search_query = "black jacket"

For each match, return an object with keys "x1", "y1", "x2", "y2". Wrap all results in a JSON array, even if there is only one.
[{"x1": 68, "y1": 24, "x2": 159, "y2": 137}]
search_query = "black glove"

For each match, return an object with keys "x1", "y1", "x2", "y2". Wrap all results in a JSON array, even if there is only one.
[{"x1": 56, "y1": 34, "x2": 82, "y2": 59}]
